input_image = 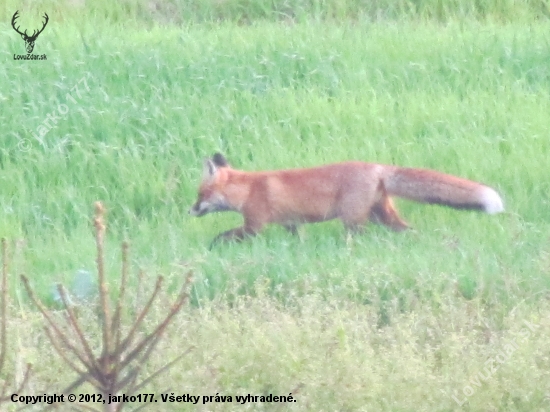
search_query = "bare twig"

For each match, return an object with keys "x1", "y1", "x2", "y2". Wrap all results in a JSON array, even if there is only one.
[
  {"x1": 132, "y1": 346, "x2": 194, "y2": 393},
  {"x1": 57, "y1": 284, "x2": 99, "y2": 371},
  {"x1": 21, "y1": 276, "x2": 96, "y2": 374},
  {"x1": 0, "y1": 239, "x2": 33, "y2": 405},
  {"x1": 117, "y1": 277, "x2": 163, "y2": 356},
  {"x1": 119, "y1": 275, "x2": 191, "y2": 372},
  {"x1": 43, "y1": 326, "x2": 90, "y2": 379}
]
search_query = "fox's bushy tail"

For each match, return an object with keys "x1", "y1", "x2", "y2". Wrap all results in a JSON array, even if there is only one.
[{"x1": 384, "y1": 167, "x2": 504, "y2": 214}]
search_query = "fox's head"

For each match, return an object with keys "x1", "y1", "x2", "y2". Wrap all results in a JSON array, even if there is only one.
[{"x1": 189, "y1": 153, "x2": 233, "y2": 217}]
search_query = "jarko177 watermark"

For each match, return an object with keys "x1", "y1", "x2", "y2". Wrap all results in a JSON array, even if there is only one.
[{"x1": 18, "y1": 75, "x2": 91, "y2": 152}]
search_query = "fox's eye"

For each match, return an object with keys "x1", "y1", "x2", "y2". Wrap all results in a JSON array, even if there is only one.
[{"x1": 198, "y1": 189, "x2": 210, "y2": 200}]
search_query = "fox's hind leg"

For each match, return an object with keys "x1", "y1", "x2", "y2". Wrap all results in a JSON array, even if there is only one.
[
  {"x1": 369, "y1": 192, "x2": 409, "y2": 232},
  {"x1": 339, "y1": 187, "x2": 378, "y2": 233},
  {"x1": 340, "y1": 179, "x2": 409, "y2": 233}
]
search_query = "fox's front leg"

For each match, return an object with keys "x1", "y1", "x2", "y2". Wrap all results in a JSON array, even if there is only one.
[{"x1": 208, "y1": 221, "x2": 264, "y2": 250}]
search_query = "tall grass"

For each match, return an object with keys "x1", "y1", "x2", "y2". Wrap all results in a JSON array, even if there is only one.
[
  {"x1": 1, "y1": 1, "x2": 550, "y2": 409},
  {"x1": 2, "y1": 0, "x2": 550, "y2": 24},
  {"x1": 3, "y1": 13, "x2": 550, "y2": 306}
]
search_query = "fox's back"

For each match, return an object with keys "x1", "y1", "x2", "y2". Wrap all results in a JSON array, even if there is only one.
[{"x1": 240, "y1": 162, "x2": 387, "y2": 223}]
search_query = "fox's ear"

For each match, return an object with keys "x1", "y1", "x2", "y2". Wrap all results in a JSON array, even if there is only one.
[
  {"x1": 212, "y1": 153, "x2": 229, "y2": 168},
  {"x1": 202, "y1": 157, "x2": 218, "y2": 180}
]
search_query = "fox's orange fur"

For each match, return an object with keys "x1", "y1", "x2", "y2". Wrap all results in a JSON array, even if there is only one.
[{"x1": 189, "y1": 153, "x2": 503, "y2": 247}]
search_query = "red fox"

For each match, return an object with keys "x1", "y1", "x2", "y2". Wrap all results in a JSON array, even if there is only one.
[{"x1": 189, "y1": 153, "x2": 504, "y2": 247}]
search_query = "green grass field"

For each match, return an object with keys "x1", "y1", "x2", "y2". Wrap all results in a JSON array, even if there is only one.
[{"x1": 1, "y1": 0, "x2": 550, "y2": 410}]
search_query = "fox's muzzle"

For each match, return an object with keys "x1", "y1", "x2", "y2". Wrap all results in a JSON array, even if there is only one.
[
  {"x1": 189, "y1": 203, "x2": 206, "y2": 217},
  {"x1": 189, "y1": 197, "x2": 232, "y2": 217}
]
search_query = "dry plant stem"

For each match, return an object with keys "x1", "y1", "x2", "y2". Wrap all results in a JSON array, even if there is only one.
[
  {"x1": 114, "y1": 275, "x2": 192, "y2": 392},
  {"x1": 57, "y1": 284, "x2": 100, "y2": 373},
  {"x1": 0, "y1": 380, "x2": 8, "y2": 403},
  {"x1": 112, "y1": 242, "x2": 129, "y2": 350},
  {"x1": 15, "y1": 366, "x2": 32, "y2": 393},
  {"x1": 59, "y1": 374, "x2": 88, "y2": 398},
  {"x1": 94, "y1": 202, "x2": 112, "y2": 359},
  {"x1": 116, "y1": 277, "x2": 163, "y2": 357},
  {"x1": 122, "y1": 276, "x2": 193, "y2": 390},
  {"x1": 132, "y1": 275, "x2": 193, "y2": 382},
  {"x1": 20, "y1": 276, "x2": 95, "y2": 371},
  {"x1": 0, "y1": 240, "x2": 32, "y2": 405},
  {"x1": 118, "y1": 276, "x2": 190, "y2": 371},
  {"x1": 43, "y1": 326, "x2": 91, "y2": 382},
  {"x1": 132, "y1": 346, "x2": 194, "y2": 394},
  {"x1": 0, "y1": 238, "x2": 7, "y2": 374},
  {"x1": 108, "y1": 242, "x2": 130, "y2": 393}
]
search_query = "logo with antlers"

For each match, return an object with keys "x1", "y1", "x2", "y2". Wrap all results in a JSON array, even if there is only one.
[{"x1": 11, "y1": 11, "x2": 49, "y2": 54}]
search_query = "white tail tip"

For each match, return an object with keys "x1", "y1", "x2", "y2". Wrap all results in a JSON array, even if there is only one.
[{"x1": 481, "y1": 187, "x2": 504, "y2": 214}]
